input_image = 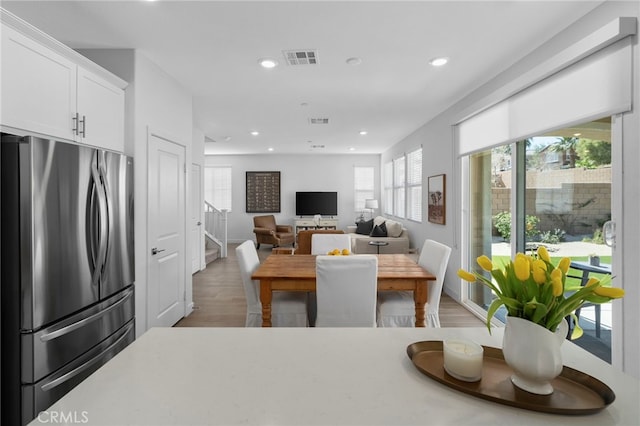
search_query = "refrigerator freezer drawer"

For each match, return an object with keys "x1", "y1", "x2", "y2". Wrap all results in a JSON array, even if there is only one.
[
  {"x1": 22, "y1": 286, "x2": 134, "y2": 383},
  {"x1": 21, "y1": 320, "x2": 135, "y2": 425}
]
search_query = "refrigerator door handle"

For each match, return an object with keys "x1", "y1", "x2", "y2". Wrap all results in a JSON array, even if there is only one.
[
  {"x1": 40, "y1": 322, "x2": 134, "y2": 392},
  {"x1": 98, "y1": 151, "x2": 113, "y2": 276},
  {"x1": 90, "y1": 155, "x2": 108, "y2": 286},
  {"x1": 38, "y1": 288, "x2": 133, "y2": 342}
]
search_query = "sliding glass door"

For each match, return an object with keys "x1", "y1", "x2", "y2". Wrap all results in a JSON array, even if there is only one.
[{"x1": 465, "y1": 118, "x2": 614, "y2": 362}]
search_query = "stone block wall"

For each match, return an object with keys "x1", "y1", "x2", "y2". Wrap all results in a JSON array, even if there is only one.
[{"x1": 491, "y1": 168, "x2": 611, "y2": 236}]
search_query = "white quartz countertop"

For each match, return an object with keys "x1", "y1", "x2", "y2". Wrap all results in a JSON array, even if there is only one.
[{"x1": 30, "y1": 327, "x2": 640, "y2": 425}]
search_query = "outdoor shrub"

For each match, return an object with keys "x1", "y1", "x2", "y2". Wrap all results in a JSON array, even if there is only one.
[
  {"x1": 540, "y1": 228, "x2": 566, "y2": 244},
  {"x1": 583, "y1": 229, "x2": 605, "y2": 244},
  {"x1": 493, "y1": 211, "x2": 539, "y2": 241}
]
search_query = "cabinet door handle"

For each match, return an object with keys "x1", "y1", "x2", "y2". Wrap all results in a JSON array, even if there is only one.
[
  {"x1": 79, "y1": 115, "x2": 86, "y2": 138},
  {"x1": 151, "y1": 247, "x2": 166, "y2": 255},
  {"x1": 72, "y1": 112, "x2": 80, "y2": 135}
]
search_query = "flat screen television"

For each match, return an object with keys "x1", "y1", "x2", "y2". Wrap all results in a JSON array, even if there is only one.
[{"x1": 295, "y1": 192, "x2": 338, "y2": 216}]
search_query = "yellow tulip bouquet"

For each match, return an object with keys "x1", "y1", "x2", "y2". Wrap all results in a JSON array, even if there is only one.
[{"x1": 457, "y1": 246, "x2": 624, "y2": 339}]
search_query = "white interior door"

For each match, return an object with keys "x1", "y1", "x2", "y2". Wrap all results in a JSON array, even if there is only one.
[
  {"x1": 191, "y1": 162, "x2": 203, "y2": 274},
  {"x1": 148, "y1": 131, "x2": 186, "y2": 327}
]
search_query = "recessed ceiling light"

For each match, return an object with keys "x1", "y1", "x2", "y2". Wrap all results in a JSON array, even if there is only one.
[
  {"x1": 250, "y1": 131, "x2": 259, "y2": 136},
  {"x1": 346, "y1": 57, "x2": 362, "y2": 66},
  {"x1": 267, "y1": 147, "x2": 274, "y2": 152},
  {"x1": 349, "y1": 147, "x2": 356, "y2": 151},
  {"x1": 258, "y1": 58, "x2": 278, "y2": 69},
  {"x1": 429, "y1": 57, "x2": 449, "y2": 67},
  {"x1": 573, "y1": 133, "x2": 582, "y2": 137},
  {"x1": 359, "y1": 130, "x2": 368, "y2": 136}
]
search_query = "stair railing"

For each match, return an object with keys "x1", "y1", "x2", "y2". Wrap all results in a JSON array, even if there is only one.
[{"x1": 204, "y1": 200, "x2": 228, "y2": 258}]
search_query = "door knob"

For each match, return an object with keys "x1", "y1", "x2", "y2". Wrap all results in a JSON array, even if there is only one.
[
  {"x1": 197, "y1": 221, "x2": 202, "y2": 226},
  {"x1": 151, "y1": 247, "x2": 166, "y2": 255}
]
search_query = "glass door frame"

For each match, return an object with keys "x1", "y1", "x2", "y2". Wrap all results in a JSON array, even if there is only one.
[{"x1": 459, "y1": 117, "x2": 623, "y2": 357}]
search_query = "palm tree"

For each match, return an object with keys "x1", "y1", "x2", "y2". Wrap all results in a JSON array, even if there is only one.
[{"x1": 549, "y1": 136, "x2": 579, "y2": 168}]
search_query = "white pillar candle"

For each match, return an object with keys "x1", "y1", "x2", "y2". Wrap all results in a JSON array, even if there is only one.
[{"x1": 443, "y1": 339, "x2": 484, "y2": 382}]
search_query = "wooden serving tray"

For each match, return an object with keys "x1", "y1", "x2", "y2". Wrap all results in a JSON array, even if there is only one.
[{"x1": 407, "y1": 341, "x2": 615, "y2": 415}]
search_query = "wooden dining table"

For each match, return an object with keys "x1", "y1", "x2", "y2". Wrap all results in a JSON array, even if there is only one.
[{"x1": 251, "y1": 254, "x2": 436, "y2": 327}]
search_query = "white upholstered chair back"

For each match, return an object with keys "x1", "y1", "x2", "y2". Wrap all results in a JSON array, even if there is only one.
[
  {"x1": 376, "y1": 239, "x2": 451, "y2": 328},
  {"x1": 236, "y1": 240, "x2": 308, "y2": 327},
  {"x1": 236, "y1": 240, "x2": 262, "y2": 320},
  {"x1": 315, "y1": 255, "x2": 378, "y2": 327},
  {"x1": 417, "y1": 239, "x2": 452, "y2": 328},
  {"x1": 311, "y1": 234, "x2": 352, "y2": 255}
]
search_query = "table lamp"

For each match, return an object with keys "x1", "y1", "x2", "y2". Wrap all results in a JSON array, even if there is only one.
[{"x1": 365, "y1": 199, "x2": 378, "y2": 220}]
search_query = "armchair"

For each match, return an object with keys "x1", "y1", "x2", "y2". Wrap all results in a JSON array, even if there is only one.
[{"x1": 253, "y1": 215, "x2": 295, "y2": 249}]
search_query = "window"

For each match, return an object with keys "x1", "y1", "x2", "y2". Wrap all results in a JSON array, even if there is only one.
[
  {"x1": 354, "y1": 166, "x2": 374, "y2": 214},
  {"x1": 383, "y1": 161, "x2": 393, "y2": 215},
  {"x1": 383, "y1": 150, "x2": 422, "y2": 220},
  {"x1": 393, "y1": 156, "x2": 405, "y2": 218},
  {"x1": 406, "y1": 148, "x2": 422, "y2": 221},
  {"x1": 204, "y1": 166, "x2": 232, "y2": 211}
]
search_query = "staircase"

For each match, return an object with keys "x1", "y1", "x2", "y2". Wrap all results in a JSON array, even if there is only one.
[
  {"x1": 205, "y1": 243, "x2": 220, "y2": 265},
  {"x1": 204, "y1": 200, "x2": 228, "y2": 264}
]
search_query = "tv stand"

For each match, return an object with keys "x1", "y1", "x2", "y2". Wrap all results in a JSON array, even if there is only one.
[{"x1": 294, "y1": 217, "x2": 339, "y2": 235}]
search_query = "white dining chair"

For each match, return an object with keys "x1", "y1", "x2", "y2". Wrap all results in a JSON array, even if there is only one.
[
  {"x1": 308, "y1": 233, "x2": 354, "y2": 326},
  {"x1": 236, "y1": 240, "x2": 308, "y2": 327},
  {"x1": 376, "y1": 239, "x2": 451, "y2": 328},
  {"x1": 315, "y1": 255, "x2": 378, "y2": 327},
  {"x1": 311, "y1": 233, "x2": 352, "y2": 255}
]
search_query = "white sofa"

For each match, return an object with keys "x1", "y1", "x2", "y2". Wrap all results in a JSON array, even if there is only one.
[{"x1": 346, "y1": 216, "x2": 410, "y2": 254}]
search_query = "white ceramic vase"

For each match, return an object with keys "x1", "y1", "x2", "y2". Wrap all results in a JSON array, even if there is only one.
[{"x1": 502, "y1": 316, "x2": 568, "y2": 395}]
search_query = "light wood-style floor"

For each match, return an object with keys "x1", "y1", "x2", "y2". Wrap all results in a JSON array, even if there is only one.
[{"x1": 175, "y1": 243, "x2": 484, "y2": 328}]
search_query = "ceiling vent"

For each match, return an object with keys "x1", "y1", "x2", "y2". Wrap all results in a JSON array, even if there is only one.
[
  {"x1": 308, "y1": 118, "x2": 329, "y2": 125},
  {"x1": 283, "y1": 49, "x2": 318, "y2": 65},
  {"x1": 309, "y1": 144, "x2": 325, "y2": 149}
]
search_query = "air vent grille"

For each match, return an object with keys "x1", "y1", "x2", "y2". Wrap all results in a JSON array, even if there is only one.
[
  {"x1": 308, "y1": 118, "x2": 329, "y2": 125},
  {"x1": 309, "y1": 144, "x2": 325, "y2": 149},
  {"x1": 283, "y1": 49, "x2": 318, "y2": 65}
]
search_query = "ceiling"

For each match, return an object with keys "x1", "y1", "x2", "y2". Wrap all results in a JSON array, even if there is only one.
[{"x1": 2, "y1": 1, "x2": 604, "y2": 155}]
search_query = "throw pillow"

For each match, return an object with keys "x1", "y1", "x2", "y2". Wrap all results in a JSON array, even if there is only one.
[
  {"x1": 385, "y1": 219, "x2": 403, "y2": 238},
  {"x1": 356, "y1": 219, "x2": 374, "y2": 235},
  {"x1": 369, "y1": 222, "x2": 388, "y2": 237},
  {"x1": 373, "y1": 216, "x2": 386, "y2": 227}
]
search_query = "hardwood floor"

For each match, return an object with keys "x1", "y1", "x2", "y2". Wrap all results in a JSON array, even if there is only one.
[{"x1": 175, "y1": 243, "x2": 484, "y2": 328}]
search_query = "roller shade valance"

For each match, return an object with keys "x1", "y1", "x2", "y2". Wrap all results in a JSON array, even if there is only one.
[{"x1": 458, "y1": 33, "x2": 633, "y2": 157}]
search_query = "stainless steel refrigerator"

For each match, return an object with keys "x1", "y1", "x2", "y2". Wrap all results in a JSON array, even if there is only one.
[{"x1": 1, "y1": 134, "x2": 135, "y2": 425}]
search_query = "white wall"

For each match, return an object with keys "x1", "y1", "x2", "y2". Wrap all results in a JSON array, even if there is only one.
[
  {"x1": 134, "y1": 52, "x2": 194, "y2": 336},
  {"x1": 204, "y1": 154, "x2": 380, "y2": 243},
  {"x1": 383, "y1": 1, "x2": 639, "y2": 377}
]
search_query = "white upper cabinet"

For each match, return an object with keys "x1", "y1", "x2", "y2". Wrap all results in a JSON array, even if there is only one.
[
  {"x1": 1, "y1": 25, "x2": 78, "y2": 141},
  {"x1": 1, "y1": 10, "x2": 127, "y2": 152},
  {"x1": 76, "y1": 67, "x2": 125, "y2": 152}
]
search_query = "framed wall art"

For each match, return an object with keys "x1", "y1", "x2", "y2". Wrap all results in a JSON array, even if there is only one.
[
  {"x1": 427, "y1": 174, "x2": 446, "y2": 225},
  {"x1": 246, "y1": 171, "x2": 281, "y2": 213}
]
